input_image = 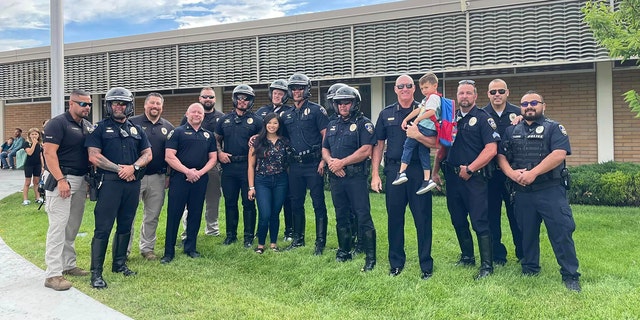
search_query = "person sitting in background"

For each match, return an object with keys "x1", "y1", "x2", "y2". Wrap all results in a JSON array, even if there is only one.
[
  {"x1": 22, "y1": 128, "x2": 44, "y2": 205},
  {"x1": 1, "y1": 128, "x2": 23, "y2": 169},
  {"x1": 1, "y1": 137, "x2": 14, "y2": 169}
]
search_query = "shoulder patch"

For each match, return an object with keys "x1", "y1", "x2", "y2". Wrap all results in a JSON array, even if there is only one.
[
  {"x1": 365, "y1": 122, "x2": 374, "y2": 134},
  {"x1": 558, "y1": 124, "x2": 568, "y2": 136},
  {"x1": 487, "y1": 118, "x2": 497, "y2": 130},
  {"x1": 167, "y1": 129, "x2": 174, "y2": 140},
  {"x1": 319, "y1": 106, "x2": 328, "y2": 116}
]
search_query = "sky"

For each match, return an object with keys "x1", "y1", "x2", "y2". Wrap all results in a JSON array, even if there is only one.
[{"x1": 0, "y1": 0, "x2": 401, "y2": 52}]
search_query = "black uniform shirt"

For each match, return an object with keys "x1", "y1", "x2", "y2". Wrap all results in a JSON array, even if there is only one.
[
  {"x1": 482, "y1": 102, "x2": 521, "y2": 136},
  {"x1": 447, "y1": 105, "x2": 501, "y2": 166},
  {"x1": 255, "y1": 104, "x2": 292, "y2": 119},
  {"x1": 215, "y1": 111, "x2": 263, "y2": 156},
  {"x1": 374, "y1": 101, "x2": 421, "y2": 161},
  {"x1": 85, "y1": 117, "x2": 151, "y2": 172},
  {"x1": 129, "y1": 114, "x2": 175, "y2": 174},
  {"x1": 281, "y1": 100, "x2": 329, "y2": 153},
  {"x1": 43, "y1": 111, "x2": 92, "y2": 171},
  {"x1": 166, "y1": 123, "x2": 217, "y2": 169},
  {"x1": 323, "y1": 114, "x2": 376, "y2": 160},
  {"x1": 180, "y1": 109, "x2": 224, "y2": 133}
]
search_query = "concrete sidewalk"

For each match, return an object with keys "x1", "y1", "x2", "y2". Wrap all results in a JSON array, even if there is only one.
[{"x1": 0, "y1": 169, "x2": 131, "y2": 320}]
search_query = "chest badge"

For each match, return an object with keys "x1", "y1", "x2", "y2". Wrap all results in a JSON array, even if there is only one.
[
  {"x1": 535, "y1": 126, "x2": 544, "y2": 134},
  {"x1": 350, "y1": 124, "x2": 357, "y2": 132},
  {"x1": 509, "y1": 113, "x2": 516, "y2": 122},
  {"x1": 161, "y1": 127, "x2": 168, "y2": 135},
  {"x1": 247, "y1": 118, "x2": 254, "y2": 125},
  {"x1": 469, "y1": 117, "x2": 477, "y2": 126},
  {"x1": 204, "y1": 132, "x2": 210, "y2": 139},
  {"x1": 130, "y1": 127, "x2": 138, "y2": 135},
  {"x1": 304, "y1": 108, "x2": 310, "y2": 116}
]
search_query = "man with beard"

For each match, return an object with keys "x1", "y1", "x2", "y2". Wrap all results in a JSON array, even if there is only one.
[
  {"x1": 180, "y1": 87, "x2": 224, "y2": 240},
  {"x1": 481, "y1": 79, "x2": 523, "y2": 265},
  {"x1": 371, "y1": 74, "x2": 435, "y2": 280},
  {"x1": 161, "y1": 103, "x2": 218, "y2": 263},
  {"x1": 254, "y1": 79, "x2": 294, "y2": 241},
  {"x1": 496, "y1": 91, "x2": 581, "y2": 292},
  {"x1": 215, "y1": 85, "x2": 262, "y2": 248},
  {"x1": 128, "y1": 93, "x2": 175, "y2": 260},
  {"x1": 433, "y1": 80, "x2": 500, "y2": 280},
  {"x1": 280, "y1": 73, "x2": 329, "y2": 255},
  {"x1": 85, "y1": 87, "x2": 152, "y2": 288},
  {"x1": 42, "y1": 89, "x2": 93, "y2": 290}
]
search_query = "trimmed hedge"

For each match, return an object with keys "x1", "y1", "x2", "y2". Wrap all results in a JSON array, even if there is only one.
[{"x1": 568, "y1": 161, "x2": 640, "y2": 206}]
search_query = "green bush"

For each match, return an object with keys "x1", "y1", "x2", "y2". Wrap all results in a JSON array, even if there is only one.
[{"x1": 568, "y1": 161, "x2": 640, "y2": 206}]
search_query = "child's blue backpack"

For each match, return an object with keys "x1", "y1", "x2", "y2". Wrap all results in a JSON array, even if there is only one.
[{"x1": 429, "y1": 96, "x2": 457, "y2": 147}]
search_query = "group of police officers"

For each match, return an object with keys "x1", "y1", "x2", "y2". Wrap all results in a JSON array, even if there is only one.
[{"x1": 40, "y1": 73, "x2": 581, "y2": 293}]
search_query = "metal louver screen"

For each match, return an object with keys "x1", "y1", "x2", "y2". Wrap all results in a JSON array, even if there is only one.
[
  {"x1": 109, "y1": 46, "x2": 177, "y2": 91},
  {"x1": 0, "y1": 60, "x2": 49, "y2": 99},
  {"x1": 257, "y1": 28, "x2": 352, "y2": 82},
  {"x1": 178, "y1": 38, "x2": 257, "y2": 87},
  {"x1": 468, "y1": 1, "x2": 609, "y2": 67},
  {"x1": 64, "y1": 54, "x2": 108, "y2": 94},
  {"x1": 353, "y1": 13, "x2": 467, "y2": 76}
]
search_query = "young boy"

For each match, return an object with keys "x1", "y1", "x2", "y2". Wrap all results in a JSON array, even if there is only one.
[{"x1": 391, "y1": 72, "x2": 440, "y2": 195}]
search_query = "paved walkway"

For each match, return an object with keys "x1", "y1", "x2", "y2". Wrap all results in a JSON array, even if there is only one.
[{"x1": 0, "y1": 169, "x2": 131, "y2": 320}]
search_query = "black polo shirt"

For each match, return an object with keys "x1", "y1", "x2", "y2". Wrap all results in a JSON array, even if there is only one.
[
  {"x1": 166, "y1": 123, "x2": 217, "y2": 169},
  {"x1": 43, "y1": 111, "x2": 92, "y2": 171},
  {"x1": 129, "y1": 114, "x2": 175, "y2": 175},
  {"x1": 374, "y1": 100, "x2": 421, "y2": 161},
  {"x1": 180, "y1": 109, "x2": 224, "y2": 133}
]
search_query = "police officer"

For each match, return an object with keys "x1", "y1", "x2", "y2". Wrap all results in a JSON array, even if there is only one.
[
  {"x1": 180, "y1": 87, "x2": 224, "y2": 240},
  {"x1": 254, "y1": 79, "x2": 294, "y2": 241},
  {"x1": 481, "y1": 79, "x2": 524, "y2": 265},
  {"x1": 371, "y1": 74, "x2": 435, "y2": 280},
  {"x1": 433, "y1": 79, "x2": 500, "y2": 280},
  {"x1": 280, "y1": 73, "x2": 329, "y2": 255},
  {"x1": 215, "y1": 85, "x2": 262, "y2": 248},
  {"x1": 161, "y1": 103, "x2": 218, "y2": 263},
  {"x1": 496, "y1": 91, "x2": 581, "y2": 292},
  {"x1": 128, "y1": 92, "x2": 175, "y2": 260},
  {"x1": 42, "y1": 89, "x2": 93, "y2": 291},
  {"x1": 322, "y1": 86, "x2": 377, "y2": 272},
  {"x1": 85, "y1": 87, "x2": 152, "y2": 289}
]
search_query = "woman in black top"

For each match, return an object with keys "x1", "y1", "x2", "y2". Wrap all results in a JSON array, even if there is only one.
[{"x1": 22, "y1": 127, "x2": 44, "y2": 205}]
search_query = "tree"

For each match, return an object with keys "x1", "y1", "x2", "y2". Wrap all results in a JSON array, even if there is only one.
[{"x1": 583, "y1": 0, "x2": 640, "y2": 117}]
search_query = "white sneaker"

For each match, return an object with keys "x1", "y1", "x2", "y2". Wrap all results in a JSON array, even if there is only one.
[
  {"x1": 392, "y1": 172, "x2": 408, "y2": 185},
  {"x1": 36, "y1": 198, "x2": 44, "y2": 204},
  {"x1": 22, "y1": 200, "x2": 31, "y2": 205}
]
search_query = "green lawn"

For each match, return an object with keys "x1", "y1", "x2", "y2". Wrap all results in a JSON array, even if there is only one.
[{"x1": 1, "y1": 192, "x2": 639, "y2": 320}]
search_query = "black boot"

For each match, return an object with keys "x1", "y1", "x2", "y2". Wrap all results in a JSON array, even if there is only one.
[
  {"x1": 286, "y1": 233, "x2": 305, "y2": 250},
  {"x1": 455, "y1": 228, "x2": 476, "y2": 266},
  {"x1": 361, "y1": 229, "x2": 376, "y2": 272},
  {"x1": 223, "y1": 233, "x2": 237, "y2": 245},
  {"x1": 112, "y1": 233, "x2": 137, "y2": 276},
  {"x1": 90, "y1": 237, "x2": 108, "y2": 289},
  {"x1": 475, "y1": 234, "x2": 494, "y2": 280},
  {"x1": 335, "y1": 226, "x2": 352, "y2": 262},
  {"x1": 243, "y1": 233, "x2": 255, "y2": 248},
  {"x1": 314, "y1": 218, "x2": 327, "y2": 255},
  {"x1": 350, "y1": 214, "x2": 363, "y2": 254}
]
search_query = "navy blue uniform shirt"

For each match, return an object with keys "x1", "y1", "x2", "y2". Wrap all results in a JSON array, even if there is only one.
[
  {"x1": 482, "y1": 102, "x2": 521, "y2": 136},
  {"x1": 129, "y1": 114, "x2": 174, "y2": 174},
  {"x1": 215, "y1": 111, "x2": 262, "y2": 156},
  {"x1": 180, "y1": 109, "x2": 223, "y2": 133},
  {"x1": 43, "y1": 111, "x2": 92, "y2": 171},
  {"x1": 447, "y1": 106, "x2": 501, "y2": 166},
  {"x1": 374, "y1": 101, "x2": 420, "y2": 161},
  {"x1": 166, "y1": 123, "x2": 217, "y2": 169},
  {"x1": 85, "y1": 117, "x2": 151, "y2": 172},
  {"x1": 281, "y1": 100, "x2": 329, "y2": 153},
  {"x1": 255, "y1": 104, "x2": 292, "y2": 119},
  {"x1": 323, "y1": 114, "x2": 376, "y2": 160},
  {"x1": 499, "y1": 116, "x2": 571, "y2": 157}
]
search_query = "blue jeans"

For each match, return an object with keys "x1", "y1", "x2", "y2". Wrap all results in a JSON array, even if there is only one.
[
  {"x1": 400, "y1": 126, "x2": 436, "y2": 171},
  {"x1": 255, "y1": 172, "x2": 289, "y2": 245}
]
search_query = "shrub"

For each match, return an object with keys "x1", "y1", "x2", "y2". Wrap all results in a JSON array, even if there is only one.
[{"x1": 568, "y1": 161, "x2": 640, "y2": 206}]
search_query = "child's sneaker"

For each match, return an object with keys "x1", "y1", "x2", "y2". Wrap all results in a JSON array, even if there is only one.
[
  {"x1": 392, "y1": 172, "x2": 408, "y2": 185},
  {"x1": 22, "y1": 200, "x2": 31, "y2": 206},
  {"x1": 416, "y1": 179, "x2": 437, "y2": 195},
  {"x1": 36, "y1": 198, "x2": 44, "y2": 204}
]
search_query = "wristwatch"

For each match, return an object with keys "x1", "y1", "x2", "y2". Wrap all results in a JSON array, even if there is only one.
[
  {"x1": 466, "y1": 167, "x2": 473, "y2": 175},
  {"x1": 133, "y1": 164, "x2": 141, "y2": 171}
]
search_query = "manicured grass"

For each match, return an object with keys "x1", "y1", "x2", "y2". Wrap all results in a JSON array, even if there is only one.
[{"x1": 1, "y1": 192, "x2": 639, "y2": 319}]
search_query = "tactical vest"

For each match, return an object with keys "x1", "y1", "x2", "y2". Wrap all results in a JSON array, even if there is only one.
[{"x1": 509, "y1": 120, "x2": 563, "y2": 183}]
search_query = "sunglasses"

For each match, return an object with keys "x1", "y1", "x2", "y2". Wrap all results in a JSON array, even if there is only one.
[
  {"x1": 459, "y1": 80, "x2": 476, "y2": 85},
  {"x1": 290, "y1": 86, "x2": 305, "y2": 91},
  {"x1": 336, "y1": 100, "x2": 352, "y2": 105},
  {"x1": 73, "y1": 100, "x2": 92, "y2": 107},
  {"x1": 520, "y1": 100, "x2": 544, "y2": 107},
  {"x1": 111, "y1": 101, "x2": 127, "y2": 106},
  {"x1": 396, "y1": 83, "x2": 414, "y2": 89},
  {"x1": 236, "y1": 95, "x2": 250, "y2": 101},
  {"x1": 489, "y1": 89, "x2": 507, "y2": 95},
  {"x1": 200, "y1": 95, "x2": 215, "y2": 99}
]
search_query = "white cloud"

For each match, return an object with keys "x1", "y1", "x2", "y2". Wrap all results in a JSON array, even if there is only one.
[
  {"x1": 0, "y1": 0, "x2": 49, "y2": 31},
  {"x1": 0, "y1": 38, "x2": 44, "y2": 51}
]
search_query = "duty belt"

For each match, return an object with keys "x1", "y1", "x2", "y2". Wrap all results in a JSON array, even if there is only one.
[
  {"x1": 329, "y1": 163, "x2": 368, "y2": 178},
  {"x1": 291, "y1": 150, "x2": 321, "y2": 163},
  {"x1": 229, "y1": 155, "x2": 248, "y2": 162}
]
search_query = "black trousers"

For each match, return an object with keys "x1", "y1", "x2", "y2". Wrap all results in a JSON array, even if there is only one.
[
  {"x1": 329, "y1": 174, "x2": 374, "y2": 232},
  {"x1": 288, "y1": 162, "x2": 327, "y2": 235},
  {"x1": 444, "y1": 170, "x2": 490, "y2": 236},
  {"x1": 221, "y1": 162, "x2": 256, "y2": 238},
  {"x1": 165, "y1": 172, "x2": 208, "y2": 256},
  {"x1": 384, "y1": 162, "x2": 433, "y2": 273},
  {"x1": 93, "y1": 179, "x2": 140, "y2": 240},
  {"x1": 487, "y1": 169, "x2": 523, "y2": 260}
]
